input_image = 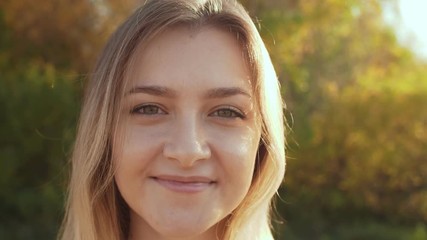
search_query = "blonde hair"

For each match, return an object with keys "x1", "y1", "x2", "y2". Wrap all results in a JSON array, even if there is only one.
[{"x1": 59, "y1": 0, "x2": 285, "y2": 239}]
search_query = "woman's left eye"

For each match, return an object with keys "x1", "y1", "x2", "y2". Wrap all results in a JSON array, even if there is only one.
[{"x1": 210, "y1": 107, "x2": 245, "y2": 119}]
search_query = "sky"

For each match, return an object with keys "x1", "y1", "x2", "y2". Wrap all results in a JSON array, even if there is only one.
[{"x1": 383, "y1": 0, "x2": 427, "y2": 60}]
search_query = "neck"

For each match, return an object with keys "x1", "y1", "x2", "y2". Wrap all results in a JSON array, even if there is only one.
[{"x1": 128, "y1": 213, "x2": 227, "y2": 240}]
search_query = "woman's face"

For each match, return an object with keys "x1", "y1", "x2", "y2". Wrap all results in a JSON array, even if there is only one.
[{"x1": 114, "y1": 26, "x2": 261, "y2": 240}]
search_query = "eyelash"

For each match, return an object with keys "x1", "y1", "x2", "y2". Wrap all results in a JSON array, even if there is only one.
[{"x1": 130, "y1": 104, "x2": 246, "y2": 119}]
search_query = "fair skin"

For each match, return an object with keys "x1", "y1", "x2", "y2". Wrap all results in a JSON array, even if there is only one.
[{"x1": 114, "y1": 26, "x2": 261, "y2": 240}]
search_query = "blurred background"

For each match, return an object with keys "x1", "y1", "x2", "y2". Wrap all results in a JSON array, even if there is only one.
[{"x1": 0, "y1": 0, "x2": 426, "y2": 239}]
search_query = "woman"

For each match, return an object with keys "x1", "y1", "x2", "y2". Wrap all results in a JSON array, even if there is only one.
[{"x1": 59, "y1": 0, "x2": 285, "y2": 239}]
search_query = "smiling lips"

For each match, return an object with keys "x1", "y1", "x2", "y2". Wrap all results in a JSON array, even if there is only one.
[{"x1": 151, "y1": 175, "x2": 215, "y2": 193}]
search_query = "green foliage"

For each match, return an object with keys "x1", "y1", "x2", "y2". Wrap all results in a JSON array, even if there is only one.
[
  {"x1": 281, "y1": 221, "x2": 427, "y2": 240},
  {"x1": 244, "y1": 0, "x2": 427, "y2": 239},
  {"x1": 0, "y1": 60, "x2": 80, "y2": 238}
]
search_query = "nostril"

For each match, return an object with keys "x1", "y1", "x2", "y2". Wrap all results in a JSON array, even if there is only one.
[{"x1": 162, "y1": 140, "x2": 211, "y2": 166}]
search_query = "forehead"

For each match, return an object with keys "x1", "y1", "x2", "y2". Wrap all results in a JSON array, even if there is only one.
[{"x1": 127, "y1": 25, "x2": 252, "y2": 92}]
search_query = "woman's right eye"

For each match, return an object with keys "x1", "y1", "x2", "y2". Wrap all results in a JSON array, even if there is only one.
[{"x1": 131, "y1": 104, "x2": 167, "y2": 115}]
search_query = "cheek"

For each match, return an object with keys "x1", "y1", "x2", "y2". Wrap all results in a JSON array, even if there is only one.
[
  {"x1": 211, "y1": 127, "x2": 260, "y2": 185},
  {"x1": 113, "y1": 126, "x2": 164, "y2": 192},
  {"x1": 115, "y1": 125, "x2": 163, "y2": 167},
  {"x1": 210, "y1": 131, "x2": 260, "y2": 213}
]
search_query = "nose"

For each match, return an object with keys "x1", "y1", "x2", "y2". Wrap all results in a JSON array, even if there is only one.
[{"x1": 163, "y1": 117, "x2": 211, "y2": 167}]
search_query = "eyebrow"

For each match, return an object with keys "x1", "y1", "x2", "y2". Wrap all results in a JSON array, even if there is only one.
[
  {"x1": 128, "y1": 85, "x2": 251, "y2": 99},
  {"x1": 128, "y1": 86, "x2": 176, "y2": 97},
  {"x1": 204, "y1": 87, "x2": 251, "y2": 99}
]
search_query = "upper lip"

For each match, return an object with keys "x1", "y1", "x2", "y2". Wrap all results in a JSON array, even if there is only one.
[{"x1": 152, "y1": 175, "x2": 215, "y2": 183}]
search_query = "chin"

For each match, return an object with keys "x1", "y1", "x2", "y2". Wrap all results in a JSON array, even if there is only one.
[
  {"x1": 155, "y1": 224, "x2": 216, "y2": 239},
  {"x1": 154, "y1": 216, "x2": 228, "y2": 240}
]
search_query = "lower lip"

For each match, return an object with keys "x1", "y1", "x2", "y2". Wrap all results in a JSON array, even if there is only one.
[{"x1": 152, "y1": 178, "x2": 214, "y2": 193}]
